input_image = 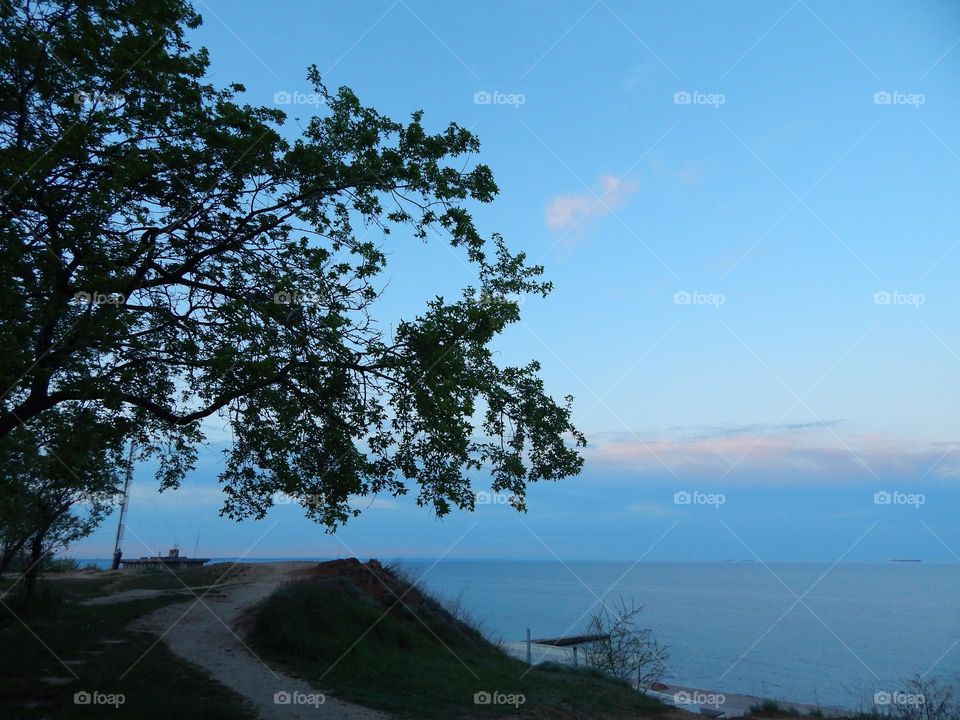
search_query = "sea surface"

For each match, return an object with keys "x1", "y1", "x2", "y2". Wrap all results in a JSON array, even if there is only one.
[
  {"x1": 80, "y1": 558, "x2": 960, "y2": 708},
  {"x1": 394, "y1": 560, "x2": 960, "y2": 709}
]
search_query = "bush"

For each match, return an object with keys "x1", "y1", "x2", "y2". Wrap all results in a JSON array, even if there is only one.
[
  {"x1": 888, "y1": 676, "x2": 958, "y2": 720},
  {"x1": 581, "y1": 595, "x2": 669, "y2": 687},
  {"x1": 44, "y1": 556, "x2": 81, "y2": 573},
  {"x1": 749, "y1": 699, "x2": 788, "y2": 714}
]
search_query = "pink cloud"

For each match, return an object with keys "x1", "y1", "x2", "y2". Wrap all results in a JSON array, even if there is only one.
[
  {"x1": 582, "y1": 426, "x2": 960, "y2": 485},
  {"x1": 545, "y1": 175, "x2": 640, "y2": 231}
]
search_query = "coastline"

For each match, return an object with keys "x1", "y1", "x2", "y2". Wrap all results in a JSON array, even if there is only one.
[
  {"x1": 651, "y1": 684, "x2": 850, "y2": 718},
  {"x1": 501, "y1": 641, "x2": 849, "y2": 718}
]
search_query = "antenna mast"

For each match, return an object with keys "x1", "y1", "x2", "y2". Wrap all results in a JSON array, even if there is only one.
[{"x1": 110, "y1": 442, "x2": 136, "y2": 570}]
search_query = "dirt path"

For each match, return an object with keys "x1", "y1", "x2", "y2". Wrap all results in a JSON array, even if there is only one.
[
  {"x1": 132, "y1": 562, "x2": 389, "y2": 720},
  {"x1": 81, "y1": 585, "x2": 230, "y2": 605}
]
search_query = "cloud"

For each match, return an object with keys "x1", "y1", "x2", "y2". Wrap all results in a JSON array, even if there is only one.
[
  {"x1": 664, "y1": 420, "x2": 842, "y2": 442},
  {"x1": 583, "y1": 424, "x2": 960, "y2": 485},
  {"x1": 545, "y1": 175, "x2": 640, "y2": 231}
]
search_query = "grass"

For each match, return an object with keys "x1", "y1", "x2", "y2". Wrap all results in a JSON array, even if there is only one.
[
  {"x1": 44, "y1": 557, "x2": 85, "y2": 573},
  {"x1": 748, "y1": 699, "x2": 804, "y2": 717},
  {"x1": 1, "y1": 561, "x2": 242, "y2": 601},
  {"x1": 248, "y1": 574, "x2": 671, "y2": 719},
  {"x1": 0, "y1": 567, "x2": 255, "y2": 719}
]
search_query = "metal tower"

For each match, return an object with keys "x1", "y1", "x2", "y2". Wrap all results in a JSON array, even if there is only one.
[{"x1": 110, "y1": 443, "x2": 135, "y2": 570}]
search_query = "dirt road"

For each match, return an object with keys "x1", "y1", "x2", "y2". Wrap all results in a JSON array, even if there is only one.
[{"x1": 132, "y1": 562, "x2": 389, "y2": 720}]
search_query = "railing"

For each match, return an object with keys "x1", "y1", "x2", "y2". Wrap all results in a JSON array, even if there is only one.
[{"x1": 522, "y1": 629, "x2": 610, "y2": 667}]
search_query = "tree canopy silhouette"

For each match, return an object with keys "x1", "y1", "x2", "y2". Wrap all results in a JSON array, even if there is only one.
[{"x1": 0, "y1": 0, "x2": 585, "y2": 528}]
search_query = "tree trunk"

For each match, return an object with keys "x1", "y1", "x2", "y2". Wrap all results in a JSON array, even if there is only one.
[{"x1": 23, "y1": 534, "x2": 43, "y2": 597}]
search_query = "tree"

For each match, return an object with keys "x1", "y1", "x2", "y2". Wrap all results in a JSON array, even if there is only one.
[
  {"x1": 0, "y1": 0, "x2": 585, "y2": 528},
  {"x1": 582, "y1": 596, "x2": 669, "y2": 688},
  {"x1": 885, "y1": 676, "x2": 959, "y2": 720},
  {"x1": 0, "y1": 404, "x2": 124, "y2": 593}
]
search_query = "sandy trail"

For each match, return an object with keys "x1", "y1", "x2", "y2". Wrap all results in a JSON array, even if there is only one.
[{"x1": 132, "y1": 561, "x2": 389, "y2": 720}]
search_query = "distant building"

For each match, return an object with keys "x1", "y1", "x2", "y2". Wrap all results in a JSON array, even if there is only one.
[{"x1": 118, "y1": 547, "x2": 209, "y2": 570}]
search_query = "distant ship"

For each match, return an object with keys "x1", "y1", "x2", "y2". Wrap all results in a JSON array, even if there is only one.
[{"x1": 888, "y1": 558, "x2": 922, "y2": 562}]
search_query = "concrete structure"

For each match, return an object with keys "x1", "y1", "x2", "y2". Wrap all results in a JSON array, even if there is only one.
[
  {"x1": 119, "y1": 547, "x2": 209, "y2": 570},
  {"x1": 523, "y1": 630, "x2": 610, "y2": 667}
]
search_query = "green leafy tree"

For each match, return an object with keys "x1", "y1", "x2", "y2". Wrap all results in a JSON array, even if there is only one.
[
  {"x1": 0, "y1": 404, "x2": 125, "y2": 593},
  {"x1": 0, "y1": 0, "x2": 584, "y2": 528}
]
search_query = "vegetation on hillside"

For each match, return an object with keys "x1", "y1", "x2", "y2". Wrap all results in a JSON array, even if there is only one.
[{"x1": 249, "y1": 559, "x2": 671, "y2": 719}]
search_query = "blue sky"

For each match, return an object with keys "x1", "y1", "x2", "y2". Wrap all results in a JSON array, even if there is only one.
[{"x1": 74, "y1": 0, "x2": 960, "y2": 562}]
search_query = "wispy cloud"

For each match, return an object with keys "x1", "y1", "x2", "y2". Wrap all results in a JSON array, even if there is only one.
[
  {"x1": 664, "y1": 420, "x2": 842, "y2": 442},
  {"x1": 545, "y1": 175, "x2": 640, "y2": 231},
  {"x1": 584, "y1": 424, "x2": 960, "y2": 484}
]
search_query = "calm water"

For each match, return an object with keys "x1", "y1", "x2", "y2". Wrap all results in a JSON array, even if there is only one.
[
  {"x1": 393, "y1": 560, "x2": 960, "y2": 708},
  {"x1": 78, "y1": 557, "x2": 960, "y2": 707}
]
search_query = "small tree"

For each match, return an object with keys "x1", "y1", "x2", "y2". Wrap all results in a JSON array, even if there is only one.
[
  {"x1": 582, "y1": 596, "x2": 669, "y2": 687},
  {"x1": 891, "y1": 676, "x2": 959, "y2": 720},
  {"x1": 0, "y1": 404, "x2": 125, "y2": 594}
]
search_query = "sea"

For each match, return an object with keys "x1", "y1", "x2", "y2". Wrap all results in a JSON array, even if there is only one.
[{"x1": 79, "y1": 558, "x2": 960, "y2": 709}]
